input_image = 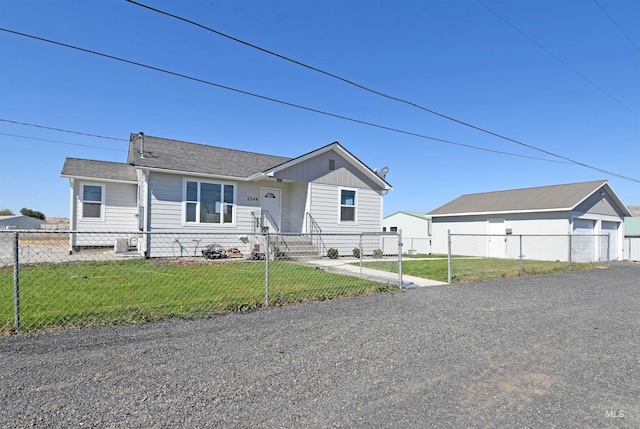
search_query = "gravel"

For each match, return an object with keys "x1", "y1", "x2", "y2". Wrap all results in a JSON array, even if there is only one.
[{"x1": 1, "y1": 262, "x2": 638, "y2": 428}]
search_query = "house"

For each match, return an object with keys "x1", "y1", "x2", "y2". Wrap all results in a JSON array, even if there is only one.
[
  {"x1": 61, "y1": 133, "x2": 392, "y2": 257},
  {"x1": 428, "y1": 180, "x2": 631, "y2": 262},
  {"x1": 0, "y1": 215, "x2": 46, "y2": 230},
  {"x1": 383, "y1": 211, "x2": 431, "y2": 254}
]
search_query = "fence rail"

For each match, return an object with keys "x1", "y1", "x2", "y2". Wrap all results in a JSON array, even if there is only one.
[
  {"x1": 1, "y1": 230, "x2": 401, "y2": 334},
  {"x1": 447, "y1": 233, "x2": 610, "y2": 284}
]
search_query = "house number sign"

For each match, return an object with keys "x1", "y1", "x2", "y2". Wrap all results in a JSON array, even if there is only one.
[{"x1": 247, "y1": 196, "x2": 258, "y2": 201}]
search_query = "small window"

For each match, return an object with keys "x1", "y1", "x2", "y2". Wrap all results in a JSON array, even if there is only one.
[
  {"x1": 390, "y1": 227, "x2": 398, "y2": 232},
  {"x1": 340, "y1": 189, "x2": 356, "y2": 222},
  {"x1": 81, "y1": 184, "x2": 104, "y2": 219},
  {"x1": 329, "y1": 159, "x2": 336, "y2": 170}
]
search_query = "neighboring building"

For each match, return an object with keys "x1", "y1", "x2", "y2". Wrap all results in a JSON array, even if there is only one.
[
  {"x1": 0, "y1": 215, "x2": 46, "y2": 230},
  {"x1": 428, "y1": 180, "x2": 631, "y2": 262},
  {"x1": 623, "y1": 217, "x2": 640, "y2": 261},
  {"x1": 61, "y1": 133, "x2": 392, "y2": 257},
  {"x1": 383, "y1": 211, "x2": 431, "y2": 254}
]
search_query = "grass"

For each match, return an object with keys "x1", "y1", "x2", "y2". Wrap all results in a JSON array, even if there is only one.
[
  {"x1": 362, "y1": 256, "x2": 597, "y2": 283},
  {"x1": 0, "y1": 258, "x2": 393, "y2": 334}
]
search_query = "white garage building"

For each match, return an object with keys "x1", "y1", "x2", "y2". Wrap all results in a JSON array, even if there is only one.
[
  {"x1": 383, "y1": 211, "x2": 431, "y2": 254},
  {"x1": 429, "y1": 180, "x2": 631, "y2": 262}
]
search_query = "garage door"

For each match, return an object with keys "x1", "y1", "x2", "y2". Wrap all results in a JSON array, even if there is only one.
[
  {"x1": 572, "y1": 219, "x2": 594, "y2": 262},
  {"x1": 601, "y1": 222, "x2": 618, "y2": 261}
]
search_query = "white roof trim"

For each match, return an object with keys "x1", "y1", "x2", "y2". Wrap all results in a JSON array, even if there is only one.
[
  {"x1": 430, "y1": 207, "x2": 572, "y2": 218},
  {"x1": 135, "y1": 166, "x2": 251, "y2": 182},
  {"x1": 60, "y1": 174, "x2": 137, "y2": 184}
]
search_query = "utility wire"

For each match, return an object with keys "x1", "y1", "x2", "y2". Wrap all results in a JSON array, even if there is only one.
[
  {"x1": 0, "y1": 133, "x2": 127, "y2": 152},
  {"x1": 593, "y1": 0, "x2": 640, "y2": 55},
  {"x1": 124, "y1": 1, "x2": 640, "y2": 154},
  {"x1": 475, "y1": 0, "x2": 639, "y2": 117},
  {"x1": 0, "y1": 119, "x2": 128, "y2": 141},
  {"x1": 0, "y1": 28, "x2": 574, "y2": 166},
  {"x1": 3, "y1": 27, "x2": 639, "y2": 183}
]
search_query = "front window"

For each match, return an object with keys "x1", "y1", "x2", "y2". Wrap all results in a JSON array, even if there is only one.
[
  {"x1": 185, "y1": 180, "x2": 235, "y2": 225},
  {"x1": 81, "y1": 184, "x2": 104, "y2": 219},
  {"x1": 340, "y1": 189, "x2": 356, "y2": 222}
]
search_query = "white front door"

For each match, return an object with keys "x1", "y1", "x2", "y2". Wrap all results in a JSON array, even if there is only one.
[
  {"x1": 487, "y1": 218, "x2": 505, "y2": 258},
  {"x1": 260, "y1": 188, "x2": 282, "y2": 232}
]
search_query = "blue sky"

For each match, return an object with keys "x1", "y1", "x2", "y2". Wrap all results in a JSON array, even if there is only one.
[{"x1": 1, "y1": 0, "x2": 638, "y2": 218}]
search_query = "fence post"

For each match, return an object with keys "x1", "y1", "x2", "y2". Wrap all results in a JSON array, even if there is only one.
[
  {"x1": 519, "y1": 235, "x2": 523, "y2": 274},
  {"x1": 568, "y1": 234, "x2": 572, "y2": 264},
  {"x1": 607, "y1": 234, "x2": 610, "y2": 265},
  {"x1": 264, "y1": 233, "x2": 270, "y2": 306},
  {"x1": 13, "y1": 232, "x2": 20, "y2": 333},
  {"x1": 398, "y1": 230, "x2": 403, "y2": 287},
  {"x1": 447, "y1": 230, "x2": 452, "y2": 285},
  {"x1": 359, "y1": 233, "x2": 363, "y2": 278}
]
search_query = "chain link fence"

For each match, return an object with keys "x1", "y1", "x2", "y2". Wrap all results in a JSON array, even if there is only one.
[
  {"x1": 447, "y1": 233, "x2": 610, "y2": 284},
  {"x1": 0, "y1": 230, "x2": 401, "y2": 334}
]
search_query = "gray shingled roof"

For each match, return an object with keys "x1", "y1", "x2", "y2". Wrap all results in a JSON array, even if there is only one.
[
  {"x1": 61, "y1": 158, "x2": 137, "y2": 182},
  {"x1": 127, "y1": 134, "x2": 292, "y2": 178},
  {"x1": 428, "y1": 180, "x2": 610, "y2": 216}
]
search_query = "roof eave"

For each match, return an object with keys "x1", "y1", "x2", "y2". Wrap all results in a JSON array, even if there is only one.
[
  {"x1": 60, "y1": 174, "x2": 137, "y2": 184},
  {"x1": 135, "y1": 165, "x2": 252, "y2": 182},
  {"x1": 430, "y1": 207, "x2": 571, "y2": 218}
]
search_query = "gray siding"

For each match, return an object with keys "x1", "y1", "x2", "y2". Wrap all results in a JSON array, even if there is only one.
[
  {"x1": 75, "y1": 181, "x2": 137, "y2": 232},
  {"x1": 275, "y1": 150, "x2": 379, "y2": 190},
  {"x1": 575, "y1": 191, "x2": 627, "y2": 217},
  {"x1": 308, "y1": 183, "x2": 382, "y2": 233},
  {"x1": 73, "y1": 181, "x2": 138, "y2": 247},
  {"x1": 147, "y1": 172, "x2": 295, "y2": 233}
]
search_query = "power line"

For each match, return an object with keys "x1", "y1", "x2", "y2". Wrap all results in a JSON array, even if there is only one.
[
  {"x1": 0, "y1": 119, "x2": 128, "y2": 141},
  {"x1": 593, "y1": 0, "x2": 640, "y2": 55},
  {"x1": 124, "y1": 1, "x2": 640, "y2": 148},
  {"x1": 2, "y1": 27, "x2": 639, "y2": 183},
  {"x1": 0, "y1": 133, "x2": 127, "y2": 152},
  {"x1": 475, "y1": 0, "x2": 639, "y2": 117}
]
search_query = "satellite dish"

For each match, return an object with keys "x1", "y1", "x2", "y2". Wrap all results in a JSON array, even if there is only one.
[{"x1": 379, "y1": 166, "x2": 389, "y2": 179}]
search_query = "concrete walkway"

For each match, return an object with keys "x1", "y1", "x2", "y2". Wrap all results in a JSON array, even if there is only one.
[{"x1": 311, "y1": 258, "x2": 448, "y2": 288}]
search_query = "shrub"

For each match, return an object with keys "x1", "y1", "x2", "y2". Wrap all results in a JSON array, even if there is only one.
[
  {"x1": 372, "y1": 248, "x2": 383, "y2": 258},
  {"x1": 352, "y1": 248, "x2": 361, "y2": 258},
  {"x1": 327, "y1": 248, "x2": 339, "y2": 259}
]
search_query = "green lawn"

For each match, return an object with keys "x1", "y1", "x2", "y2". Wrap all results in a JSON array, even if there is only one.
[
  {"x1": 366, "y1": 256, "x2": 596, "y2": 283},
  {"x1": 1, "y1": 259, "x2": 392, "y2": 333}
]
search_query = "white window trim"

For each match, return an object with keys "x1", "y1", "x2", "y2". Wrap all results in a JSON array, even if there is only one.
[
  {"x1": 182, "y1": 178, "x2": 237, "y2": 226},
  {"x1": 79, "y1": 182, "x2": 105, "y2": 221},
  {"x1": 338, "y1": 187, "x2": 358, "y2": 224}
]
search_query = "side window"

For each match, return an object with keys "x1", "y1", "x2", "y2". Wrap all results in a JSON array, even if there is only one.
[
  {"x1": 81, "y1": 184, "x2": 104, "y2": 219},
  {"x1": 340, "y1": 189, "x2": 356, "y2": 222}
]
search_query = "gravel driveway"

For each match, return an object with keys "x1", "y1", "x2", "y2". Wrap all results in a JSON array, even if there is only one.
[{"x1": 1, "y1": 262, "x2": 638, "y2": 428}]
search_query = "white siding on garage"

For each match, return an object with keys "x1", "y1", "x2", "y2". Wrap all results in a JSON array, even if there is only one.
[{"x1": 431, "y1": 213, "x2": 570, "y2": 258}]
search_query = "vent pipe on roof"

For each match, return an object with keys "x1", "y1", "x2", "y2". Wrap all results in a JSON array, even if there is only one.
[{"x1": 138, "y1": 132, "x2": 145, "y2": 159}]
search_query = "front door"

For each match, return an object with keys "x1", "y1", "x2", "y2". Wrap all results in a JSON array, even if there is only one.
[{"x1": 260, "y1": 188, "x2": 282, "y2": 232}]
